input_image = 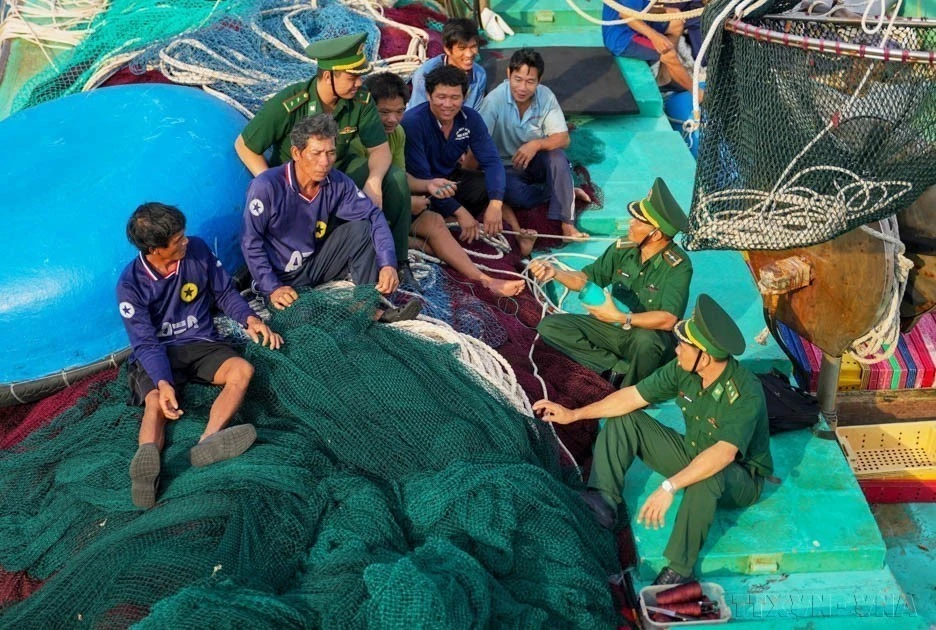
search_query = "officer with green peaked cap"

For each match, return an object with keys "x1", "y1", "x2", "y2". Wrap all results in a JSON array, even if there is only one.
[
  {"x1": 674, "y1": 293, "x2": 746, "y2": 361},
  {"x1": 236, "y1": 32, "x2": 418, "y2": 286},
  {"x1": 530, "y1": 177, "x2": 694, "y2": 388},
  {"x1": 532, "y1": 293, "x2": 773, "y2": 587},
  {"x1": 305, "y1": 32, "x2": 373, "y2": 74},
  {"x1": 627, "y1": 177, "x2": 689, "y2": 238}
]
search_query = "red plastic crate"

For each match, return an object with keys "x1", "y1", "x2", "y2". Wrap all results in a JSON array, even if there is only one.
[{"x1": 858, "y1": 478, "x2": 936, "y2": 503}]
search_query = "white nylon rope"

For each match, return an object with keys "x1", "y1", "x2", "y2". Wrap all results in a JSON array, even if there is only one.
[
  {"x1": 847, "y1": 216, "x2": 913, "y2": 364},
  {"x1": 690, "y1": 0, "x2": 914, "y2": 256}
]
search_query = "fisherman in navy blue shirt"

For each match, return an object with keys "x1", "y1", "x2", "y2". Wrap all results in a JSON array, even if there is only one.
[
  {"x1": 401, "y1": 65, "x2": 538, "y2": 257},
  {"x1": 242, "y1": 114, "x2": 413, "y2": 313},
  {"x1": 117, "y1": 203, "x2": 283, "y2": 509}
]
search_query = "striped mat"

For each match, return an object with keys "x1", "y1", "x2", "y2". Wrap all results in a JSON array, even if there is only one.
[{"x1": 777, "y1": 313, "x2": 936, "y2": 393}]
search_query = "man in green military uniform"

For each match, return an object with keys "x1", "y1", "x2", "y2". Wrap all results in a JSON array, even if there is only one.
[
  {"x1": 534, "y1": 294, "x2": 774, "y2": 586},
  {"x1": 234, "y1": 33, "x2": 416, "y2": 284},
  {"x1": 530, "y1": 178, "x2": 693, "y2": 387}
]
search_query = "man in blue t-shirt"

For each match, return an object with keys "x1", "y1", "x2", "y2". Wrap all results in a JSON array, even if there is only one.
[
  {"x1": 117, "y1": 203, "x2": 283, "y2": 509},
  {"x1": 408, "y1": 18, "x2": 487, "y2": 111},
  {"x1": 602, "y1": 0, "x2": 694, "y2": 93},
  {"x1": 401, "y1": 65, "x2": 537, "y2": 256}
]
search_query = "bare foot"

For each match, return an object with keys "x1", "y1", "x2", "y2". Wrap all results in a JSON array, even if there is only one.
[
  {"x1": 574, "y1": 187, "x2": 591, "y2": 203},
  {"x1": 561, "y1": 222, "x2": 589, "y2": 240},
  {"x1": 516, "y1": 228, "x2": 537, "y2": 257},
  {"x1": 481, "y1": 275, "x2": 525, "y2": 297}
]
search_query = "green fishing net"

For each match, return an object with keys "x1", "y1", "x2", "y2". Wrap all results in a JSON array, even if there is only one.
[{"x1": 0, "y1": 287, "x2": 618, "y2": 627}]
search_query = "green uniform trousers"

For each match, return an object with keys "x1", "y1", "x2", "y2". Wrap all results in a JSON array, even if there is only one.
[
  {"x1": 537, "y1": 314, "x2": 675, "y2": 387},
  {"x1": 340, "y1": 155, "x2": 411, "y2": 265},
  {"x1": 589, "y1": 411, "x2": 763, "y2": 576}
]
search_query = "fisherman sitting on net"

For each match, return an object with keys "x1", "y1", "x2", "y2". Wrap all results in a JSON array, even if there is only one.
[
  {"x1": 534, "y1": 294, "x2": 774, "y2": 586},
  {"x1": 241, "y1": 114, "x2": 420, "y2": 322},
  {"x1": 478, "y1": 47, "x2": 591, "y2": 241},
  {"x1": 118, "y1": 202, "x2": 283, "y2": 510},
  {"x1": 401, "y1": 65, "x2": 537, "y2": 257},
  {"x1": 360, "y1": 72, "x2": 525, "y2": 297},
  {"x1": 531, "y1": 178, "x2": 693, "y2": 388}
]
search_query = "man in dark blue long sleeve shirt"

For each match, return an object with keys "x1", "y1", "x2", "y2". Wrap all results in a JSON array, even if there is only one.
[
  {"x1": 117, "y1": 203, "x2": 283, "y2": 509},
  {"x1": 401, "y1": 65, "x2": 536, "y2": 255},
  {"x1": 241, "y1": 114, "x2": 401, "y2": 311}
]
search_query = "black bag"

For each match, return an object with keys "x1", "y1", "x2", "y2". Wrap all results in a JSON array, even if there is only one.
[{"x1": 757, "y1": 369, "x2": 820, "y2": 435}]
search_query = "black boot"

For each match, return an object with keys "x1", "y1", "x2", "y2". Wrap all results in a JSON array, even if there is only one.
[
  {"x1": 578, "y1": 489, "x2": 618, "y2": 530},
  {"x1": 397, "y1": 262, "x2": 419, "y2": 289},
  {"x1": 652, "y1": 566, "x2": 693, "y2": 586}
]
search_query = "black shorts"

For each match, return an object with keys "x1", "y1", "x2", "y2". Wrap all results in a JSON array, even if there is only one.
[
  {"x1": 128, "y1": 341, "x2": 240, "y2": 406},
  {"x1": 449, "y1": 168, "x2": 490, "y2": 216}
]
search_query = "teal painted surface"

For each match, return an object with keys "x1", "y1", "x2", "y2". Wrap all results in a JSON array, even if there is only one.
[
  {"x1": 488, "y1": 0, "x2": 602, "y2": 32},
  {"x1": 873, "y1": 503, "x2": 936, "y2": 623},
  {"x1": 633, "y1": 568, "x2": 926, "y2": 628},
  {"x1": 623, "y1": 405, "x2": 886, "y2": 579}
]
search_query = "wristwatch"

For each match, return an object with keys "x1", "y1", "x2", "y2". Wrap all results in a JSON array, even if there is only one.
[
  {"x1": 622, "y1": 313, "x2": 633, "y2": 330},
  {"x1": 661, "y1": 479, "x2": 675, "y2": 494}
]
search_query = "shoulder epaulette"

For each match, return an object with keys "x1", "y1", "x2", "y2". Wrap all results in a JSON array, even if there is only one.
[
  {"x1": 726, "y1": 378, "x2": 740, "y2": 404},
  {"x1": 354, "y1": 88, "x2": 371, "y2": 105},
  {"x1": 281, "y1": 90, "x2": 310, "y2": 114},
  {"x1": 664, "y1": 249, "x2": 684, "y2": 267}
]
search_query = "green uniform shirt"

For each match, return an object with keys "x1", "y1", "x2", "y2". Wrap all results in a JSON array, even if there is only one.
[
  {"x1": 241, "y1": 79, "x2": 387, "y2": 167},
  {"x1": 581, "y1": 242, "x2": 693, "y2": 317},
  {"x1": 636, "y1": 357, "x2": 774, "y2": 477},
  {"x1": 351, "y1": 124, "x2": 405, "y2": 170}
]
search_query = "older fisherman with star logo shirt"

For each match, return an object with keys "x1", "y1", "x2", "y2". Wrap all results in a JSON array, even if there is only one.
[{"x1": 241, "y1": 113, "x2": 398, "y2": 310}]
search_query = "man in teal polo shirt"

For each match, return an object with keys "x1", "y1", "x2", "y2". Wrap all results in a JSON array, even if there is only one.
[
  {"x1": 530, "y1": 178, "x2": 693, "y2": 388},
  {"x1": 234, "y1": 33, "x2": 415, "y2": 285},
  {"x1": 534, "y1": 294, "x2": 774, "y2": 586}
]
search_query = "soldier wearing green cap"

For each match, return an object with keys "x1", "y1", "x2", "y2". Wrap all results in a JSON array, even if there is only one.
[
  {"x1": 533, "y1": 294, "x2": 774, "y2": 586},
  {"x1": 530, "y1": 178, "x2": 693, "y2": 388},
  {"x1": 234, "y1": 33, "x2": 417, "y2": 285}
]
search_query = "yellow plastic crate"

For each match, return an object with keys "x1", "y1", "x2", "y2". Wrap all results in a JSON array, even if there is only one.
[{"x1": 836, "y1": 421, "x2": 936, "y2": 479}]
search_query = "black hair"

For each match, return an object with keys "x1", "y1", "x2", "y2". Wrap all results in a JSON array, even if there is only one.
[
  {"x1": 363, "y1": 72, "x2": 409, "y2": 104},
  {"x1": 442, "y1": 18, "x2": 484, "y2": 49},
  {"x1": 127, "y1": 202, "x2": 186, "y2": 253},
  {"x1": 425, "y1": 65, "x2": 469, "y2": 97},
  {"x1": 508, "y1": 48, "x2": 545, "y2": 80},
  {"x1": 290, "y1": 113, "x2": 339, "y2": 151}
]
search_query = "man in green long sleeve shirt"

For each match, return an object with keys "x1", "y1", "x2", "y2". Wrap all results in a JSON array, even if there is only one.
[
  {"x1": 534, "y1": 294, "x2": 773, "y2": 586},
  {"x1": 530, "y1": 178, "x2": 693, "y2": 387}
]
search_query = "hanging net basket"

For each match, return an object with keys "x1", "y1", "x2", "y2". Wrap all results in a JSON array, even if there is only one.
[{"x1": 686, "y1": 7, "x2": 936, "y2": 251}]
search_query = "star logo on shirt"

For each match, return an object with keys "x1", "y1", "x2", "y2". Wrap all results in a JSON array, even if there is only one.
[
  {"x1": 249, "y1": 198, "x2": 265, "y2": 216},
  {"x1": 119, "y1": 302, "x2": 135, "y2": 318},
  {"x1": 180, "y1": 282, "x2": 199, "y2": 303},
  {"x1": 315, "y1": 220, "x2": 327, "y2": 239}
]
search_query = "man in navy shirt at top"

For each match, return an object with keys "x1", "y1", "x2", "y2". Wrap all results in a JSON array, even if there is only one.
[
  {"x1": 242, "y1": 114, "x2": 419, "y2": 317},
  {"x1": 117, "y1": 202, "x2": 283, "y2": 510},
  {"x1": 401, "y1": 65, "x2": 537, "y2": 256}
]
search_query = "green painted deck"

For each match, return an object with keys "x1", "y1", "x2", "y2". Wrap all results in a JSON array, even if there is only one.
[{"x1": 488, "y1": 6, "x2": 929, "y2": 625}]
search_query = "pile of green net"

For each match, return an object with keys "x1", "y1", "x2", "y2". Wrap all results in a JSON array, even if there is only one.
[{"x1": 0, "y1": 287, "x2": 617, "y2": 627}]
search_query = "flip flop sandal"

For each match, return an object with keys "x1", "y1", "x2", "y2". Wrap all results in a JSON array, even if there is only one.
[
  {"x1": 190, "y1": 424, "x2": 257, "y2": 467},
  {"x1": 130, "y1": 443, "x2": 160, "y2": 509},
  {"x1": 378, "y1": 300, "x2": 422, "y2": 323}
]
